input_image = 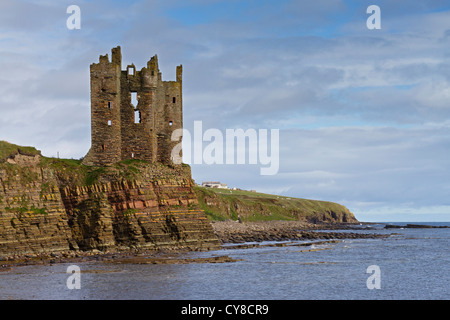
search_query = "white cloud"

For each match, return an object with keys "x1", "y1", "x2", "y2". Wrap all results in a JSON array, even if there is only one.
[{"x1": 1, "y1": 0, "x2": 450, "y2": 222}]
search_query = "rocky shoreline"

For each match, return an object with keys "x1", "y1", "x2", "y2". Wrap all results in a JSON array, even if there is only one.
[
  {"x1": 384, "y1": 223, "x2": 449, "y2": 229},
  {"x1": 211, "y1": 220, "x2": 388, "y2": 243},
  {"x1": 0, "y1": 248, "x2": 239, "y2": 271},
  {"x1": 1, "y1": 220, "x2": 390, "y2": 270}
]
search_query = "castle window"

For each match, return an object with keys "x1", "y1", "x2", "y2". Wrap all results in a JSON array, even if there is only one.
[
  {"x1": 169, "y1": 121, "x2": 173, "y2": 126},
  {"x1": 151, "y1": 71, "x2": 155, "y2": 76},
  {"x1": 101, "y1": 144, "x2": 106, "y2": 151},
  {"x1": 128, "y1": 66, "x2": 135, "y2": 76},
  {"x1": 108, "y1": 101, "x2": 112, "y2": 109},
  {"x1": 108, "y1": 120, "x2": 112, "y2": 126},
  {"x1": 134, "y1": 110, "x2": 141, "y2": 124},
  {"x1": 172, "y1": 97, "x2": 176, "y2": 103},
  {"x1": 131, "y1": 152, "x2": 135, "y2": 158},
  {"x1": 131, "y1": 92, "x2": 138, "y2": 107}
]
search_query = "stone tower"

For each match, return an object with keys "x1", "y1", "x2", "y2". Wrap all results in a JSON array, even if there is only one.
[{"x1": 83, "y1": 46, "x2": 183, "y2": 166}]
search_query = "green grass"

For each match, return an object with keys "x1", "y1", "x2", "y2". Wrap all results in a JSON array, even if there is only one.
[
  {"x1": 84, "y1": 167, "x2": 107, "y2": 185},
  {"x1": 195, "y1": 186, "x2": 357, "y2": 223},
  {"x1": 40, "y1": 156, "x2": 82, "y2": 169},
  {"x1": 195, "y1": 186, "x2": 297, "y2": 221},
  {"x1": 0, "y1": 140, "x2": 41, "y2": 162},
  {"x1": 5, "y1": 205, "x2": 48, "y2": 216},
  {"x1": 41, "y1": 156, "x2": 148, "y2": 186},
  {"x1": 201, "y1": 187, "x2": 286, "y2": 199}
]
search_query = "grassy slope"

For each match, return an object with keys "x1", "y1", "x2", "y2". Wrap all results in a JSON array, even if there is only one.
[
  {"x1": 195, "y1": 186, "x2": 358, "y2": 223},
  {"x1": 0, "y1": 141, "x2": 41, "y2": 162}
]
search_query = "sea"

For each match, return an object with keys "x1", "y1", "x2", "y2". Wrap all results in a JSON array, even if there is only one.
[{"x1": 0, "y1": 222, "x2": 448, "y2": 301}]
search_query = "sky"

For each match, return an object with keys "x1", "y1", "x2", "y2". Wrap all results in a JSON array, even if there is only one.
[{"x1": 1, "y1": 0, "x2": 450, "y2": 222}]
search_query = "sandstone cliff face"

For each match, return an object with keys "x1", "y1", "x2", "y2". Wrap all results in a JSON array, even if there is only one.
[
  {"x1": 59, "y1": 177, "x2": 219, "y2": 252},
  {"x1": 0, "y1": 155, "x2": 77, "y2": 256},
  {"x1": 0, "y1": 146, "x2": 219, "y2": 257}
]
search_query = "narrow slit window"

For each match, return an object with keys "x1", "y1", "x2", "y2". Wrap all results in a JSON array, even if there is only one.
[
  {"x1": 108, "y1": 101, "x2": 112, "y2": 109},
  {"x1": 134, "y1": 110, "x2": 141, "y2": 124},
  {"x1": 131, "y1": 92, "x2": 138, "y2": 107},
  {"x1": 101, "y1": 144, "x2": 106, "y2": 151},
  {"x1": 131, "y1": 152, "x2": 135, "y2": 158},
  {"x1": 108, "y1": 120, "x2": 112, "y2": 126},
  {"x1": 172, "y1": 97, "x2": 176, "y2": 103}
]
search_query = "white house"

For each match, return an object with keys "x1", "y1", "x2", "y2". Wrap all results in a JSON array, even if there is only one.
[{"x1": 202, "y1": 181, "x2": 228, "y2": 189}]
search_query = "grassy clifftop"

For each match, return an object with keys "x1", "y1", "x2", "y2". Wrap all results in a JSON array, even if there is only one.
[
  {"x1": 0, "y1": 141, "x2": 41, "y2": 162},
  {"x1": 195, "y1": 186, "x2": 358, "y2": 223}
]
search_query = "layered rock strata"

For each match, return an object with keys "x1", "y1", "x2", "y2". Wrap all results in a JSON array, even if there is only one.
[{"x1": 0, "y1": 148, "x2": 220, "y2": 257}]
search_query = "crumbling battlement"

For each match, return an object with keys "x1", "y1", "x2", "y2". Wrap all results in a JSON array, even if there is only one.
[{"x1": 83, "y1": 46, "x2": 183, "y2": 166}]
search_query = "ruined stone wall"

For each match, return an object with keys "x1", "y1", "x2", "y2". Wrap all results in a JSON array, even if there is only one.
[
  {"x1": 83, "y1": 47, "x2": 183, "y2": 167},
  {"x1": 119, "y1": 61, "x2": 157, "y2": 162},
  {"x1": 156, "y1": 77, "x2": 183, "y2": 164},
  {"x1": 84, "y1": 48, "x2": 123, "y2": 166}
]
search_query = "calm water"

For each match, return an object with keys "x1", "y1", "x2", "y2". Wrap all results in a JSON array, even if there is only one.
[{"x1": 0, "y1": 222, "x2": 448, "y2": 300}]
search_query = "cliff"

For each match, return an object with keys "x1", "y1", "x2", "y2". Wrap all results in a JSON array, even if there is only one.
[
  {"x1": 0, "y1": 141, "x2": 220, "y2": 257},
  {"x1": 195, "y1": 186, "x2": 358, "y2": 223},
  {"x1": 0, "y1": 141, "x2": 357, "y2": 258}
]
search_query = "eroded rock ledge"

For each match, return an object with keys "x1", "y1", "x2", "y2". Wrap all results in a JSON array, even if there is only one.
[{"x1": 212, "y1": 221, "x2": 388, "y2": 244}]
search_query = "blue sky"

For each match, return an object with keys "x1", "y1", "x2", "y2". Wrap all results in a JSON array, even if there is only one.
[{"x1": 1, "y1": 0, "x2": 450, "y2": 221}]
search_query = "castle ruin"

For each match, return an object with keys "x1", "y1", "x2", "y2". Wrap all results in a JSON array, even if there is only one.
[{"x1": 82, "y1": 46, "x2": 182, "y2": 166}]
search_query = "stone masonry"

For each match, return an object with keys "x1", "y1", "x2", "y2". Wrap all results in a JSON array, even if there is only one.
[{"x1": 83, "y1": 46, "x2": 183, "y2": 166}]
